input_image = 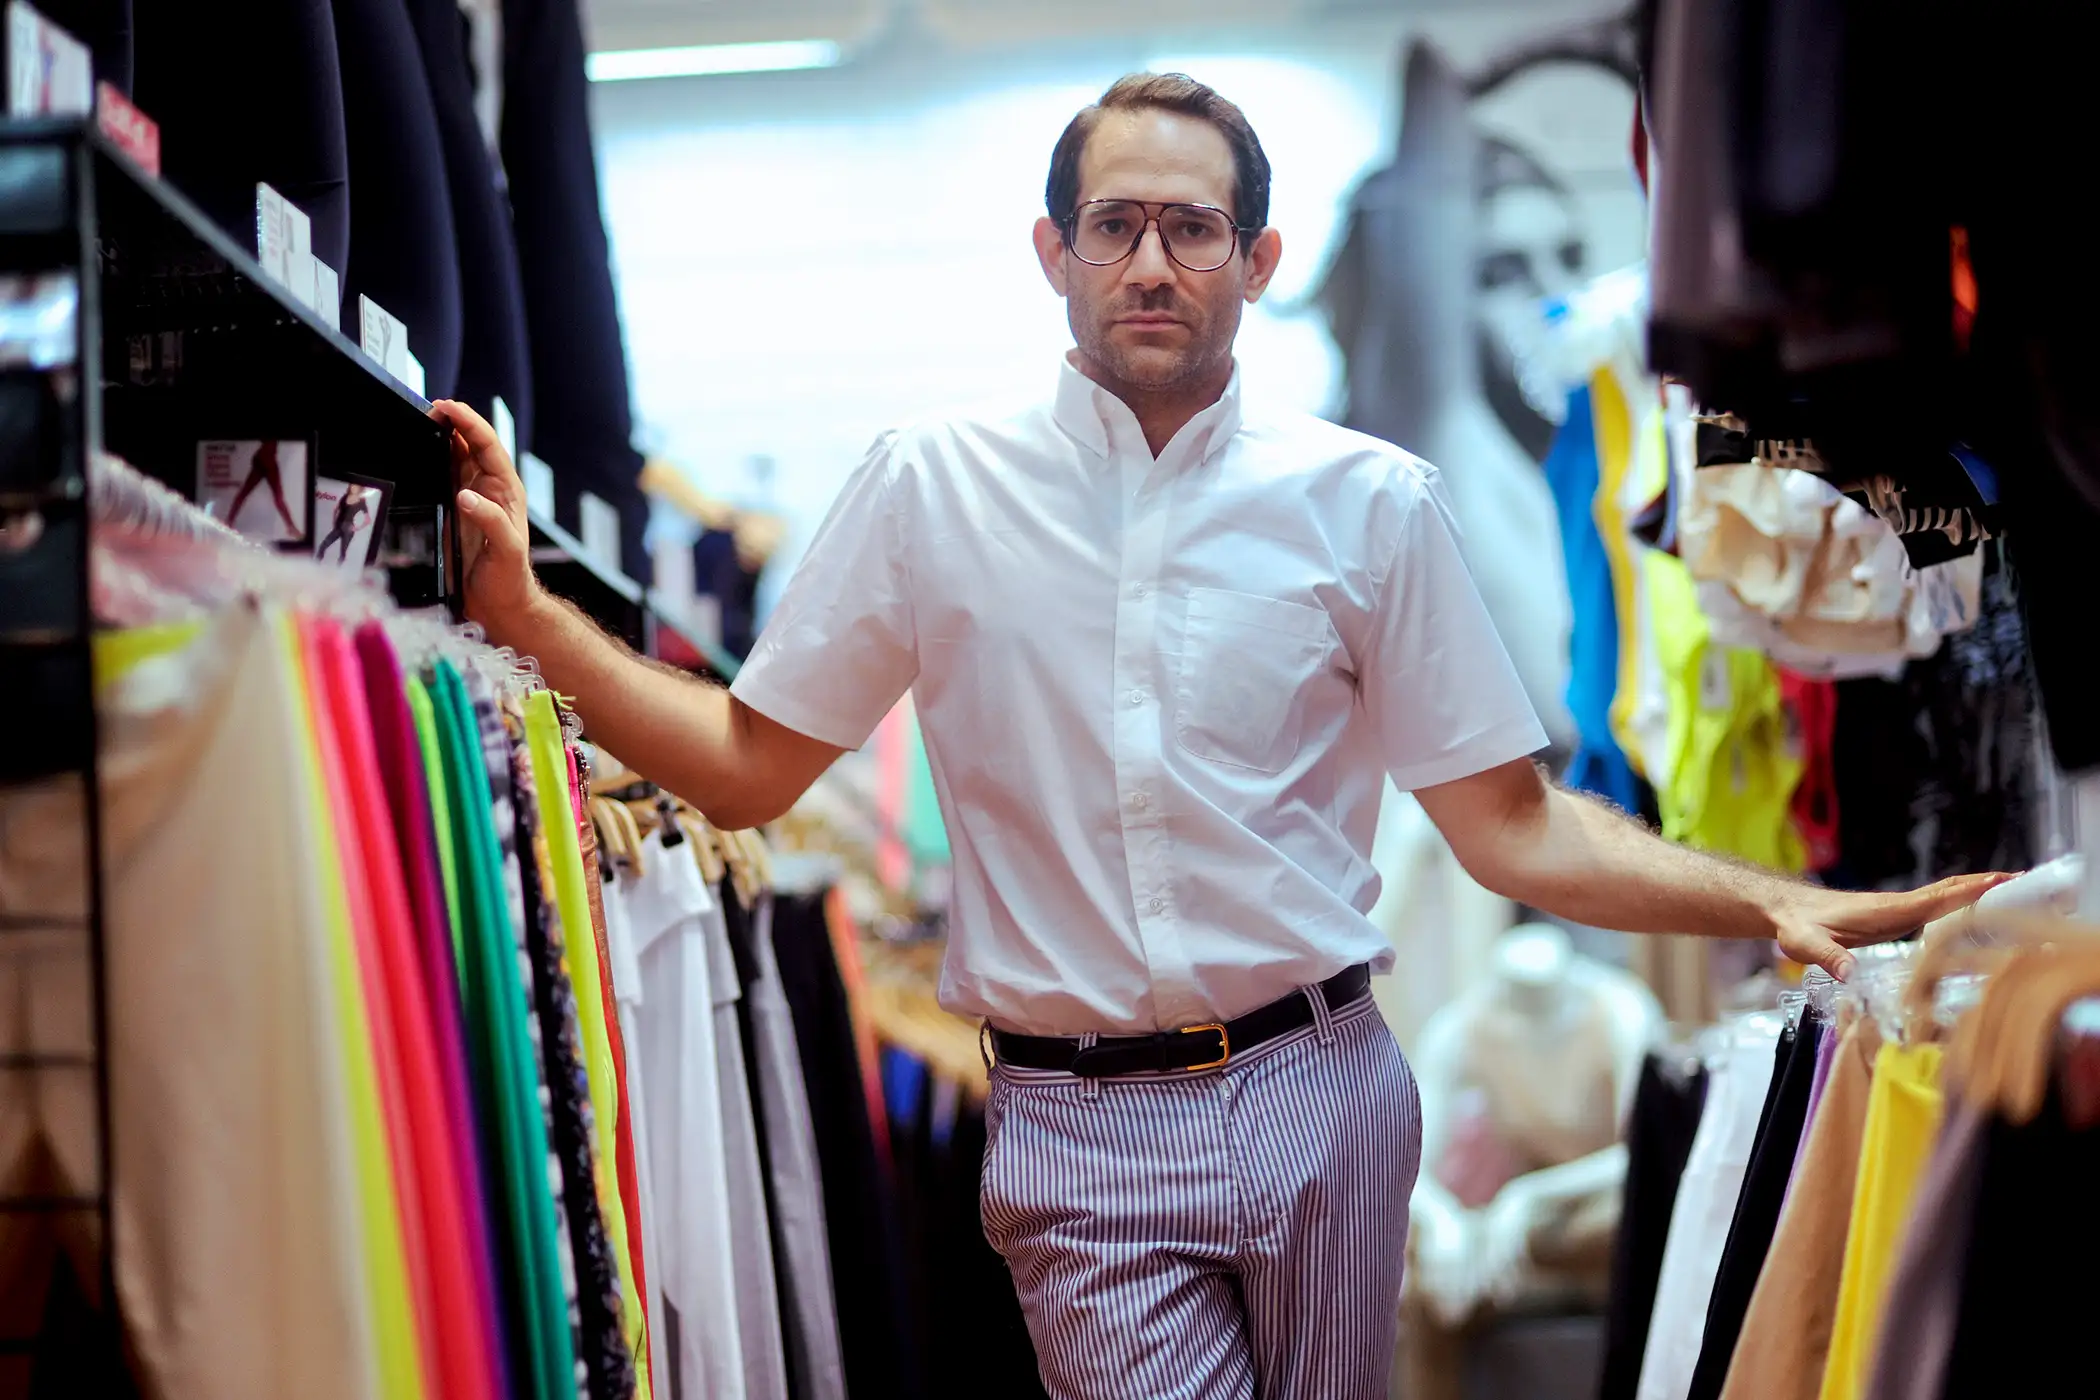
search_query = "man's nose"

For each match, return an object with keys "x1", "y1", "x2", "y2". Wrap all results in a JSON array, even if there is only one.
[{"x1": 1124, "y1": 223, "x2": 1178, "y2": 288}]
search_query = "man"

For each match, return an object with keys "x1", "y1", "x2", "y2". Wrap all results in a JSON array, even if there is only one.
[{"x1": 435, "y1": 73, "x2": 2000, "y2": 1400}]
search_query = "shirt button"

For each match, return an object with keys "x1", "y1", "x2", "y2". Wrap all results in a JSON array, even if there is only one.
[
  {"x1": 1130, "y1": 791, "x2": 1149, "y2": 811},
  {"x1": 1134, "y1": 583, "x2": 1150, "y2": 598},
  {"x1": 1128, "y1": 689, "x2": 1145, "y2": 706},
  {"x1": 1149, "y1": 896, "x2": 1165, "y2": 914}
]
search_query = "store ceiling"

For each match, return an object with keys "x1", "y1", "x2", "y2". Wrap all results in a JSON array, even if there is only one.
[{"x1": 581, "y1": 0, "x2": 1605, "y2": 57}]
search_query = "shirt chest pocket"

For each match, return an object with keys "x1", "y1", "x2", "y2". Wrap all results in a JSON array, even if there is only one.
[{"x1": 1173, "y1": 587, "x2": 1334, "y2": 774}]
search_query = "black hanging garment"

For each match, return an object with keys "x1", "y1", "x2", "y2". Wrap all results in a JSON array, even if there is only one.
[
  {"x1": 501, "y1": 0, "x2": 650, "y2": 583},
  {"x1": 405, "y1": 0, "x2": 534, "y2": 444},
  {"x1": 1596, "y1": 1053, "x2": 1709, "y2": 1400},
  {"x1": 131, "y1": 0, "x2": 350, "y2": 274},
  {"x1": 769, "y1": 891, "x2": 920, "y2": 1399},
  {"x1": 1937, "y1": 1083, "x2": 2100, "y2": 1396},
  {"x1": 1685, "y1": 1013, "x2": 1822, "y2": 1400},
  {"x1": 330, "y1": 0, "x2": 464, "y2": 399}
]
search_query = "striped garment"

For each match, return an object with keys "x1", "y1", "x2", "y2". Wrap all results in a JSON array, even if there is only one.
[{"x1": 981, "y1": 991, "x2": 1422, "y2": 1399}]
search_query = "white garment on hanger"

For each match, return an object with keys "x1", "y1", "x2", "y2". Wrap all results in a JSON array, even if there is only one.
[{"x1": 621, "y1": 830, "x2": 747, "y2": 1399}]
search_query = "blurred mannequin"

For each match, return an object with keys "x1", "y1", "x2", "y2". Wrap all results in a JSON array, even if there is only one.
[
  {"x1": 1317, "y1": 39, "x2": 1575, "y2": 755},
  {"x1": 1408, "y1": 923, "x2": 1662, "y2": 1343}
]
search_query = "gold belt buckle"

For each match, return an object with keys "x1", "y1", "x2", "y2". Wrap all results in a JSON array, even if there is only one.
[{"x1": 1179, "y1": 1022, "x2": 1230, "y2": 1071}]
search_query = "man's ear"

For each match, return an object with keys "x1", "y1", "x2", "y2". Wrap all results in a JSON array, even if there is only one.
[
  {"x1": 1241, "y1": 226, "x2": 1284, "y2": 304},
  {"x1": 1033, "y1": 216, "x2": 1071, "y2": 296}
]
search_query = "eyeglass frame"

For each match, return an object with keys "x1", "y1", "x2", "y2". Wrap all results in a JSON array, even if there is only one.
[{"x1": 1059, "y1": 199, "x2": 1258, "y2": 273}]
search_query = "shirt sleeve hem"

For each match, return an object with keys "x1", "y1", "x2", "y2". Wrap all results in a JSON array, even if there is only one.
[
  {"x1": 729, "y1": 669, "x2": 882, "y2": 752},
  {"x1": 1386, "y1": 715, "x2": 1549, "y2": 794}
]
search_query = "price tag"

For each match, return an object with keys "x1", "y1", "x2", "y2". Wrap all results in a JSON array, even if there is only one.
[
  {"x1": 521, "y1": 451, "x2": 554, "y2": 520},
  {"x1": 493, "y1": 397, "x2": 516, "y2": 463},
  {"x1": 313, "y1": 261, "x2": 340, "y2": 332},
  {"x1": 256, "y1": 183, "x2": 291, "y2": 287},
  {"x1": 285, "y1": 201, "x2": 316, "y2": 310},
  {"x1": 579, "y1": 491, "x2": 621, "y2": 574}
]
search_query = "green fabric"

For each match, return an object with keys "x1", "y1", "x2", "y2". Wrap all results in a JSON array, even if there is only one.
[
  {"x1": 406, "y1": 676, "x2": 467, "y2": 974},
  {"x1": 903, "y1": 716, "x2": 948, "y2": 865},
  {"x1": 431, "y1": 664, "x2": 575, "y2": 1400}
]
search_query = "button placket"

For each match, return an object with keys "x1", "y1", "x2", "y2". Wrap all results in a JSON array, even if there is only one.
[{"x1": 1111, "y1": 440, "x2": 1193, "y2": 1014}]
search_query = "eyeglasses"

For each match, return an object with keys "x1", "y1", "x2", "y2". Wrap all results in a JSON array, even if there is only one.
[{"x1": 1062, "y1": 200, "x2": 1250, "y2": 273}]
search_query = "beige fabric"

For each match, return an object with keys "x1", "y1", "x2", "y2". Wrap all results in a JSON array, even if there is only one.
[
  {"x1": 0, "y1": 609, "x2": 376, "y2": 1400},
  {"x1": 1718, "y1": 1020, "x2": 1881, "y2": 1400},
  {"x1": 1678, "y1": 463, "x2": 1982, "y2": 676}
]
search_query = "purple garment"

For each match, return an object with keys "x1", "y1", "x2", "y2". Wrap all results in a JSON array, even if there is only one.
[
  {"x1": 1782, "y1": 1020, "x2": 1840, "y2": 1212},
  {"x1": 355, "y1": 623, "x2": 515, "y2": 1400}
]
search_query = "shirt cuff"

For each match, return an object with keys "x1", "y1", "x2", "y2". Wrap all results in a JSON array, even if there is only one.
[
  {"x1": 729, "y1": 665, "x2": 882, "y2": 752},
  {"x1": 1386, "y1": 714, "x2": 1550, "y2": 793}
]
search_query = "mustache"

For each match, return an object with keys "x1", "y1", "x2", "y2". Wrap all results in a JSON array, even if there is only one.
[{"x1": 1111, "y1": 287, "x2": 1192, "y2": 317}]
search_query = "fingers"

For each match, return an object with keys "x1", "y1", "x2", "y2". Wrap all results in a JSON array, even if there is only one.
[
  {"x1": 430, "y1": 398, "x2": 501, "y2": 454},
  {"x1": 457, "y1": 487, "x2": 524, "y2": 567},
  {"x1": 1785, "y1": 925, "x2": 1857, "y2": 983}
]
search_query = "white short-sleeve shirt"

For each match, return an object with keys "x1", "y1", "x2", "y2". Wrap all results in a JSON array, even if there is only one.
[{"x1": 733, "y1": 356, "x2": 1546, "y2": 1034}]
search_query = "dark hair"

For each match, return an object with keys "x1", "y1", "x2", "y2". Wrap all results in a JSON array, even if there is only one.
[{"x1": 1045, "y1": 73, "x2": 1273, "y2": 238}]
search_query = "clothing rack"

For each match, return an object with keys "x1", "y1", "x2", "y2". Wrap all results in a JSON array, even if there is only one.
[{"x1": 0, "y1": 114, "x2": 716, "y2": 1388}]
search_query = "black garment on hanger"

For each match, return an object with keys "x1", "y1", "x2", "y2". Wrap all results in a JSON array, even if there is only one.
[
  {"x1": 131, "y1": 0, "x2": 350, "y2": 274},
  {"x1": 885, "y1": 1057, "x2": 1048, "y2": 1400},
  {"x1": 1597, "y1": 1052, "x2": 1709, "y2": 1400},
  {"x1": 1685, "y1": 1012, "x2": 1822, "y2": 1400},
  {"x1": 769, "y1": 891, "x2": 920, "y2": 1400},
  {"x1": 1938, "y1": 1083, "x2": 2100, "y2": 1397},
  {"x1": 500, "y1": 0, "x2": 649, "y2": 582},
  {"x1": 331, "y1": 0, "x2": 464, "y2": 399},
  {"x1": 1827, "y1": 547, "x2": 2036, "y2": 890},
  {"x1": 405, "y1": 0, "x2": 533, "y2": 446}
]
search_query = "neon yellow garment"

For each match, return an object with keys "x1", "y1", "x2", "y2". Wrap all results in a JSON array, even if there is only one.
[
  {"x1": 1594, "y1": 368, "x2": 1804, "y2": 871},
  {"x1": 407, "y1": 675, "x2": 467, "y2": 973},
  {"x1": 1819, "y1": 1042, "x2": 1944, "y2": 1400},
  {"x1": 524, "y1": 690, "x2": 647, "y2": 1389},
  {"x1": 281, "y1": 614, "x2": 432, "y2": 1400},
  {"x1": 91, "y1": 619, "x2": 204, "y2": 686}
]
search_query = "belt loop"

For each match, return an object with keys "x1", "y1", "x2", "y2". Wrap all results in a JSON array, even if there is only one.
[
  {"x1": 1077, "y1": 1032, "x2": 1103, "y2": 1101},
  {"x1": 1305, "y1": 983, "x2": 1337, "y2": 1046}
]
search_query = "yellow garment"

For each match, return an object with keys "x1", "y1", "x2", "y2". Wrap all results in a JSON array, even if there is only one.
[
  {"x1": 1594, "y1": 369, "x2": 1803, "y2": 871},
  {"x1": 282, "y1": 615, "x2": 431, "y2": 1400},
  {"x1": 91, "y1": 619, "x2": 205, "y2": 686},
  {"x1": 524, "y1": 692, "x2": 648, "y2": 1395},
  {"x1": 1818, "y1": 1042, "x2": 1943, "y2": 1400},
  {"x1": 1591, "y1": 365, "x2": 1654, "y2": 781}
]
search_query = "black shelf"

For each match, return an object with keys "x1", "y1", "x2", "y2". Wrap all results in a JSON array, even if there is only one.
[{"x1": 528, "y1": 507, "x2": 736, "y2": 679}]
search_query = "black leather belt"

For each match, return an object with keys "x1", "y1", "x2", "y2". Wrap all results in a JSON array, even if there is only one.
[{"x1": 989, "y1": 964, "x2": 1372, "y2": 1078}]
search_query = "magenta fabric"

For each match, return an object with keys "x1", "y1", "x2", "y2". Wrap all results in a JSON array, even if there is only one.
[
  {"x1": 1782, "y1": 1020, "x2": 1840, "y2": 1213},
  {"x1": 355, "y1": 623, "x2": 514, "y2": 1400}
]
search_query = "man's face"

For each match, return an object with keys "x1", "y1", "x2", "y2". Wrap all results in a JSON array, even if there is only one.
[{"x1": 1033, "y1": 109, "x2": 1282, "y2": 394}]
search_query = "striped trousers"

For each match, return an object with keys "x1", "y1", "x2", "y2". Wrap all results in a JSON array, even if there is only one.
[{"x1": 981, "y1": 989, "x2": 1422, "y2": 1400}]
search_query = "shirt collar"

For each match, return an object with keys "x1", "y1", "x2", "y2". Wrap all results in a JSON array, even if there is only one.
[{"x1": 1053, "y1": 352, "x2": 1245, "y2": 464}]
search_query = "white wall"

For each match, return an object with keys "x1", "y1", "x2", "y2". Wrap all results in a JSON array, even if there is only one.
[{"x1": 588, "y1": 4, "x2": 1640, "y2": 610}]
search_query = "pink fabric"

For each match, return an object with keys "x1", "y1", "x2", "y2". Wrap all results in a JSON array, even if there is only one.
[
  {"x1": 354, "y1": 623, "x2": 512, "y2": 1400},
  {"x1": 304, "y1": 618, "x2": 486, "y2": 1400}
]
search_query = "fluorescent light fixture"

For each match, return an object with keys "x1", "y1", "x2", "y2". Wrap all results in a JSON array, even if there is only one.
[{"x1": 586, "y1": 39, "x2": 841, "y2": 83}]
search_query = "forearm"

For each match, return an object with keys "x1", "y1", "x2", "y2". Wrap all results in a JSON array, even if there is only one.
[
  {"x1": 488, "y1": 593, "x2": 774, "y2": 828},
  {"x1": 1479, "y1": 781, "x2": 1798, "y2": 941}
]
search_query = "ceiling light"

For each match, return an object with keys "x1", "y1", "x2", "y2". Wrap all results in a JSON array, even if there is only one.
[{"x1": 586, "y1": 39, "x2": 842, "y2": 83}]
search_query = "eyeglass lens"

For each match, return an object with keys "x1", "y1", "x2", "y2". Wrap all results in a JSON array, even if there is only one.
[{"x1": 1070, "y1": 201, "x2": 1237, "y2": 272}]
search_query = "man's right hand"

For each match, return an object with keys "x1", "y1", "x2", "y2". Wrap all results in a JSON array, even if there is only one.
[{"x1": 432, "y1": 399, "x2": 542, "y2": 642}]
